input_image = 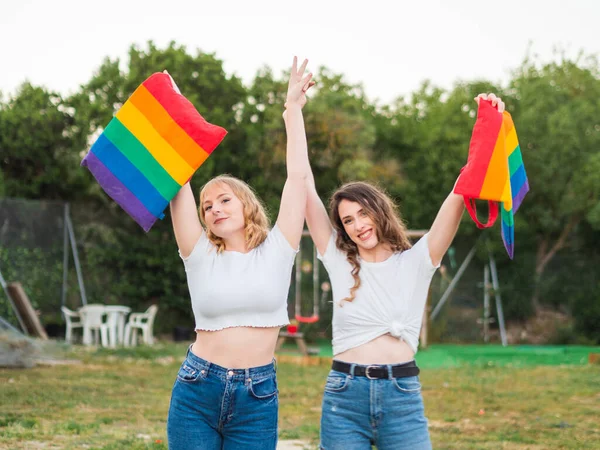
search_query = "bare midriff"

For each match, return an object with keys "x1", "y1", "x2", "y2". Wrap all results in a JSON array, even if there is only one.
[
  {"x1": 334, "y1": 333, "x2": 415, "y2": 365},
  {"x1": 191, "y1": 327, "x2": 280, "y2": 368}
]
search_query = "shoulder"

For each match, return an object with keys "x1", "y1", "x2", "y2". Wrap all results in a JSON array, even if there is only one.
[
  {"x1": 179, "y1": 229, "x2": 215, "y2": 265},
  {"x1": 397, "y1": 233, "x2": 439, "y2": 270},
  {"x1": 260, "y1": 223, "x2": 298, "y2": 258}
]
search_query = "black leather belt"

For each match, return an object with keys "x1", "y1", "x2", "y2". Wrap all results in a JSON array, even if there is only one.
[{"x1": 332, "y1": 360, "x2": 420, "y2": 379}]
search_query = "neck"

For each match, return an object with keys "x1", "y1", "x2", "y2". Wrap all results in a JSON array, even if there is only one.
[
  {"x1": 357, "y1": 242, "x2": 393, "y2": 263},
  {"x1": 223, "y1": 231, "x2": 249, "y2": 253}
]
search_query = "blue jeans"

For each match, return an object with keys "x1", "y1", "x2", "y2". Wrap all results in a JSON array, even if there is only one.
[
  {"x1": 320, "y1": 362, "x2": 431, "y2": 450},
  {"x1": 167, "y1": 347, "x2": 279, "y2": 450}
]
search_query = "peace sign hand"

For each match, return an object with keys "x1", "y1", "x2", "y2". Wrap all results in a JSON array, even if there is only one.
[{"x1": 285, "y1": 56, "x2": 315, "y2": 110}]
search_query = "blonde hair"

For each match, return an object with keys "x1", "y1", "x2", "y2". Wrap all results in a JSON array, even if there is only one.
[
  {"x1": 199, "y1": 175, "x2": 270, "y2": 253},
  {"x1": 329, "y1": 181, "x2": 412, "y2": 302}
]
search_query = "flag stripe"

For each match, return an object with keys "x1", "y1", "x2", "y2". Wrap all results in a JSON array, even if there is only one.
[
  {"x1": 480, "y1": 129, "x2": 510, "y2": 201},
  {"x1": 90, "y1": 134, "x2": 168, "y2": 218},
  {"x1": 513, "y1": 178, "x2": 530, "y2": 213},
  {"x1": 504, "y1": 114, "x2": 519, "y2": 157},
  {"x1": 510, "y1": 164, "x2": 527, "y2": 197},
  {"x1": 143, "y1": 73, "x2": 227, "y2": 153},
  {"x1": 129, "y1": 85, "x2": 210, "y2": 167},
  {"x1": 501, "y1": 208, "x2": 514, "y2": 258},
  {"x1": 459, "y1": 101, "x2": 504, "y2": 197},
  {"x1": 508, "y1": 145, "x2": 524, "y2": 176},
  {"x1": 104, "y1": 119, "x2": 182, "y2": 200},
  {"x1": 116, "y1": 101, "x2": 193, "y2": 185},
  {"x1": 81, "y1": 152, "x2": 157, "y2": 232}
]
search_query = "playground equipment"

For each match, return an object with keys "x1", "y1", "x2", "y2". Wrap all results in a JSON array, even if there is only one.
[
  {"x1": 278, "y1": 237, "x2": 321, "y2": 355},
  {"x1": 430, "y1": 237, "x2": 508, "y2": 346},
  {"x1": 0, "y1": 199, "x2": 88, "y2": 338},
  {"x1": 294, "y1": 244, "x2": 320, "y2": 324}
]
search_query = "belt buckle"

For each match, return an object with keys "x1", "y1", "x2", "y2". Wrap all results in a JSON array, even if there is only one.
[{"x1": 365, "y1": 365, "x2": 381, "y2": 380}]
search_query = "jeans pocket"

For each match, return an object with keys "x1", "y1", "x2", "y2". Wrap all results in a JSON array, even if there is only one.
[
  {"x1": 392, "y1": 376, "x2": 422, "y2": 394},
  {"x1": 248, "y1": 375, "x2": 278, "y2": 400},
  {"x1": 324, "y1": 371, "x2": 350, "y2": 393},
  {"x1": 176, "y1": 362, "x2": 205, "y2": 384}
]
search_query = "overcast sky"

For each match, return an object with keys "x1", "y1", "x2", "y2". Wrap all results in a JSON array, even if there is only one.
[{"x1": 1, "y1": 0, "x2": 598, "y2": 105}]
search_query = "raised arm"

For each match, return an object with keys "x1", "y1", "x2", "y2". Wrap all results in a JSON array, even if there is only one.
[
  {"x1": 427, "y1": 93, "x2": 505, "y2": 266},
  {"x1": 165, "y1": 70, "x2": 203, "y2": 258},
  {"x1": 276, "y1": 57, "x2": 315, "y2": 249},
  {"x1": 427, "y1": 191, "x2": 464, "y2": 267},
  {"x1": 170, "y1": 182, "x2": 203, "y2": 258},
  {"x1": 305, "y1": 166, "x2": 333, "y2": 256}
]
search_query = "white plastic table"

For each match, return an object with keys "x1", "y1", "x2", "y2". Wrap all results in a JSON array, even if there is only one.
[{"x1": 104, "y1": 306, "x2": 131, "y2": 347}]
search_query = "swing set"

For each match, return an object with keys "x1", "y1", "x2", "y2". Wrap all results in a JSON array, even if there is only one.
[
  {"x1": 294, "y1": 243, "x2": 320, "y2": 324},
  {"x1": 276, "y1": 236, "x2": 322, "y2": 355}
]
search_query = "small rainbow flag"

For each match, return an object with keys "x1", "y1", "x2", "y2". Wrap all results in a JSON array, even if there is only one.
[
  {"x1": 500, "y1": 112, "x2": 529, "y2": 259},
  {"x1": 454, "y1": 100, "x2": 529, "y2": 258},
  {"x1": 81, "y1": 72, "x2": 227, "y2": 231}
]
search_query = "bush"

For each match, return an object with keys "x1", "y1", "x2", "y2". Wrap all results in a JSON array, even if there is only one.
[{"x1": 572, "y1": 289, "x2": 600, "y2": 344}]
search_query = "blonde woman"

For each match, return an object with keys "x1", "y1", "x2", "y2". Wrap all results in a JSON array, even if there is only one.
[{"x1": 166, "y1": 57, "x2": 315, "y2": 450}]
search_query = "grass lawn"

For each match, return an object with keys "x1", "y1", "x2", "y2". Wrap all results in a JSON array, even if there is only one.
[{"x1": 1, "y1": 343, "x2": 599, "y2": 449}]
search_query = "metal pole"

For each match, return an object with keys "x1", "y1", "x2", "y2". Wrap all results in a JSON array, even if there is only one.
[
  {"x1": 489, "y1": 252, "x2": 508, "y2": 346},
  {"x1": 483, "y1": 264, "x2": 491, "y2": 343},
  {"x1": 61, "y1": 203, "x2": 69, "y2": 309},
  {"x1": 430, "y1": 244, "x2": 477, "y2": 320},
  {"x1": 0, "y1": 315, "x2": 23, "y2": 335},
  {"x1": 66, "y1": 209, "x2": 87, "y2": 306}
]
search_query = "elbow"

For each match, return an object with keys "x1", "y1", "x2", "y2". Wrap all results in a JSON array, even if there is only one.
[{"x1": 286, "y1": 170, "x2": 309, "y2": 182}]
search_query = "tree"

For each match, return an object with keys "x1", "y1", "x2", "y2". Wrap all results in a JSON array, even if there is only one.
[
  {"x1": 230, "y1": 65, "x2": 288, "y2": 217},
  {"x1": 509, "y1": 53, "x2": 600, "y2": 309},
  {"x1": 304, "y1": 68, "x2": 403, "y2": 202},
  {"x1": 0, "y1": 84, "x2": 88, "y2": 199}
]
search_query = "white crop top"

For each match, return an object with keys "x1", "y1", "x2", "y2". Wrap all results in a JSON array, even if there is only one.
[
  {"x1": 318, "y1": 231, "x2": 439, "y2": 355},
  {"x1": 180, "y1": 224, "x2": 296, "y2": 331}
]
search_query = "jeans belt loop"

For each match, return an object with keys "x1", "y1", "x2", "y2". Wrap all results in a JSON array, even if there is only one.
[{"x1": 349, "y1": 363, "x2": 356, "y2": 378}]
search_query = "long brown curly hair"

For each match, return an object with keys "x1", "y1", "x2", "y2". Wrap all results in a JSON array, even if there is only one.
[
  {"x1": 329, "y1": 181, "x2": 412, "y2": 302},
  {"x1": 199, "y1": 175, "x2": 269, "y2": 253}
]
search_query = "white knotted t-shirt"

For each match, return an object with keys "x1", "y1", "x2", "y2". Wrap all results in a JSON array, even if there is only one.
[{"x1": 318, "y1": 231, "x2": 439, "y2": 355}]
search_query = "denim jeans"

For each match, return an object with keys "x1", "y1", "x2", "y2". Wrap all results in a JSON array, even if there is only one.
[
  {"x1": 320, "y1": 362, "x2": 431, "y2": 450},
  {"x1": 167, "y1": 347, "x2": 279, "y2": 450}
]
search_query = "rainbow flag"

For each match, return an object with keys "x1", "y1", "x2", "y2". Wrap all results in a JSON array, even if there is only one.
[
  {"x1": 454, "y1": 100, "x2": 529, "y2": 258},
  {"x1": 81, "y1": 72, "x2": 227, "y2": 231},
  {"x1": 500, "y1": 112, "x2": 529, "y2": 258}
]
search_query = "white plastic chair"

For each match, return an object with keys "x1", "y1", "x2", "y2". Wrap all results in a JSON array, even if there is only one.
[
  {"x1": 79, "y1": 304, "x2": 109, "y2": 347},
  {"x1": 61, "y1": 306, "x2": 83, "y2": 344},
  {"x1": 124, "y1": 305, "x2": 158, "y2": 347}
]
